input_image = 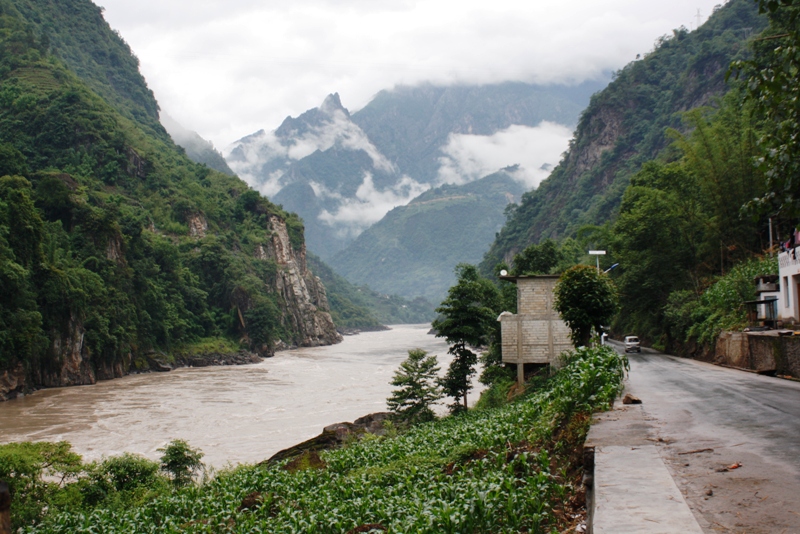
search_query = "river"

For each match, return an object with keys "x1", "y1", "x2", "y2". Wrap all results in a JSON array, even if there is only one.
[{"x1": 0, "y1": 324, "x2": 482, "y2": 468}]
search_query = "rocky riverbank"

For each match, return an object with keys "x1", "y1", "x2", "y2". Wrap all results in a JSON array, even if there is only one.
[
  {"x1": 263, "y1": 412, "x2": 391, "y2": 466},
  {"x1": 138, "y1": 350, "x2": 263, "y2": 373},
  {"x1": 0, "y1": 350, "x2": 264, "y2": 401}
]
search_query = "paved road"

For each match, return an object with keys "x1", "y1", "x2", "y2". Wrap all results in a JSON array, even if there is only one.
[{"x1": 610, "y1": 342, "x2": 800, "y2": 533}]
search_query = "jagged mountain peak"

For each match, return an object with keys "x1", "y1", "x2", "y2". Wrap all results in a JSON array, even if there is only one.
[
  {"x1": 274, "y1": 93, "x2": 351, "y2": 139},
  {"x1": 320, "y1": 92, "x2": 347, "y2": 115}
]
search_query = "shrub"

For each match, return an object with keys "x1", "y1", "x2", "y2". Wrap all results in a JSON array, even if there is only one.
[{"x1": 158, "y1": 439, "x2": 204, "y2": 487}]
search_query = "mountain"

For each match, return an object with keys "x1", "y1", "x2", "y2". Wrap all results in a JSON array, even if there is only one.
[
  {"x1": 161, "y1": 114, "x2": 235, "y2": 176},
  {"x1": 227, "y1": 93, "x2": 408, "y2": 258},
  {"x1": 350, "y1": 81, "x2": 605, "y2": 183},
  {"x1": 0, "y1": 0, "x2": 341, "y2": 399},
  {"x1": 306, "y1": 254, "x2": 435, "y2": 327},
  {"x1": 225, "y1": 81, "x2": 606, "y2": 259},
  {"x1": 481, "y1": 0, "x2": 767, "y2": 271},
  {"x1": 329, "y1": 169, "x2": 527, "y2": 303}
]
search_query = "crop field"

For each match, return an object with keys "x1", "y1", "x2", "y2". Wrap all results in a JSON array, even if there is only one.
[{"x1": 17, "y1": 346, "x2": 627, "y2": 533}]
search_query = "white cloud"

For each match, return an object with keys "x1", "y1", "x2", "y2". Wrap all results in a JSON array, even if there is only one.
[
  {"x1": 97, "y1": 0, "x2": 725, "y2": 148},
  {"x1": 225, "y1": 96, "x2": 394, "y2": 195},
  {"x1": 318, "y1": 173, "x2": 429, "y2": 237},
  {"x1": 437, "y1": 122, "x2": 574, "y2": 189}
]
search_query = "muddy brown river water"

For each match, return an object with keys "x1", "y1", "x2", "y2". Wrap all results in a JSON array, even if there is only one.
[{"x1": 0, "y1": 324, "x2": 473, "y2": 468}]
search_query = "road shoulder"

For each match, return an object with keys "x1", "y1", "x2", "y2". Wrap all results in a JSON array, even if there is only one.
[{"x1": 584, "y1": 399, "x2": 703, "y2": 534}]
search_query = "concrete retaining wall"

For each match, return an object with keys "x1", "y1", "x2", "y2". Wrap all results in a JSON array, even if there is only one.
[{"x1": 714, "y1": 331, "x2": 800, "y2": 377}]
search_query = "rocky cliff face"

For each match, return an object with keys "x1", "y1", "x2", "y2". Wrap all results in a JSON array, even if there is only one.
[
  {"x1": 262, "y1": 215, "x2": 342, "y2": 348},
  {"x1": 0, "y1": 213, "x2": 340, "y2": 401},
  {"x1": 0, "y1": 363, "x2": 26, "y2": 401}
]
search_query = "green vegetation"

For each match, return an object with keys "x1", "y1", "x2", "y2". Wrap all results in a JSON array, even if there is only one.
[
  {"x1": 554, "y1": 265, "x2": 619, "y2": 347},
  {"x1": 510, "y1": 238, "x2": 584, "y2": 276},
  {"x1": 330, "y1": 171, "x2": 526, "y2": 304},
  {"x1": 482, "y1": 0, "x2": 767, "y2": 272},
  {"x1": 477, "y1": 0, "x2": 790, "y2": 355},
  {"x1": 8, "y1": 345, "x2": 627, "y2": 533},
  {"x1": 157, "y1": 440, "x2": 205, "y2": 488},
  {"x1": 386, "y1": 349, "x2": 443, "y2": 425},
  {"x1": 432, "y1": 264, "x2": 500, "y2": 411},
  {"x1": 306, "y1": 253, "x2": 435, "y2": 327},
  {"x1": 664, "y1": 257, "x2": 778, "y2": 348},
  {"x1": 733, "y1": 0, "x2": 800, "y2": 219},
  {"x1": 0, "y1": 0, "x2": 348, "y2": 391},
  {"x1": 600, "y1": 89, "x2": 775, "y2": 350}
]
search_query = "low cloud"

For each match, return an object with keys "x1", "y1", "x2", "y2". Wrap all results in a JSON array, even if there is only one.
[
  {"x1": 318, "y1": 173, "x2": 429, "y2": 238},
  {"x1": 436, "y1": 122, "x2": 574, "y2": 189},
  {"x1": 226, "y1": 96, "x2": 394, "y2": 197},
  {"x1": 98, "y1": 0, "x2": 723, "y2": 148}
]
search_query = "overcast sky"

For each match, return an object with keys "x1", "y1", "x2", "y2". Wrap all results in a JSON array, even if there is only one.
[{"x1": 97, "y1": 0, "x2": 726, "y2": 150}]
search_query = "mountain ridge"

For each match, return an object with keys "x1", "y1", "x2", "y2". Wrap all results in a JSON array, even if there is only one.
[
  {"x1": 225, "y1": 81, "x2": 605, "y2": 259},
  {"x1": 481, "y1": 0, "x2": 767, "y2": 271}
]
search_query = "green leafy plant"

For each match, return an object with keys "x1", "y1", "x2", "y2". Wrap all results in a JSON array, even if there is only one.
[
  {"x1": 432, "y1": 264, "x2": 499, "y2": 411},
  {"x1": 0, "y1": 441, "x2": 82, "y2": 530},
  {"x1": 554, "y1": 265, "x2": 619, "y2": 347},
  {"x1": 386, "y1": 349, "x2": 443, "y2": 425},
  {"x1": 22, "y1": 346, "x2": 627, "y2": 534},
  {"x1": 157, "y1": 440, "x2": 204, "y2": 488}
]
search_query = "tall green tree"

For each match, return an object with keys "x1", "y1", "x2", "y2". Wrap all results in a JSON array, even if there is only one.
[
  {"x1": 432, "y1": 264, "x2": 498, "y2": 412},
  {"x1": 554, "y1": 265, "x2": 619, "y2": 347},
  {"x1": 386, "y1": 349, "x2": 443, "y2": 425},
  {"x1": 733, "y1": 0, "x2": 800, "y2": 218},
  {"x1": 608, "y1": 93, "x2": 768, "y2": 344}
]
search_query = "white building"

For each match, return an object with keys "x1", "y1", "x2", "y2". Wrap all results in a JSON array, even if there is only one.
[{"x1": 778, "y1": 248, "x2": 800, "y2": 325}]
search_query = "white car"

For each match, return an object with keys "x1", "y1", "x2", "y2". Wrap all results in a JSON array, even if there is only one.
[{"x1": 624, "y1": 336, "x2": 641, "y2": 353}]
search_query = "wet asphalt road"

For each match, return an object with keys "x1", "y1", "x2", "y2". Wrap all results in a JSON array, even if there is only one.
[{"x1": 609, "y1": 342, "x2": 800, "y2": 533}]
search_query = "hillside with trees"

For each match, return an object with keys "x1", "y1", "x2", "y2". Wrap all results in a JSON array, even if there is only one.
[
  {"x1": 0, "y1": 0, "x2": 344, "y2": 399},
  {"x1": 474, "y1": 0, "x2": 794, "y2": 358},
  {"x1": 482, "y1": 0, "x2": 767, "y2": 270},
  {"x1": 330, "y1": 170, "x2": 526, "y2": 303}
]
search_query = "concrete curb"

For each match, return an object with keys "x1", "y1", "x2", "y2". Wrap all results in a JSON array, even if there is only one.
[{"x1": 584, "y1": 399, "x2": 703, "y2": 534}]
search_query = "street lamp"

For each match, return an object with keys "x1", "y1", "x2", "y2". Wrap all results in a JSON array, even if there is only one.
[{"x1": 589, "y1": 250, "x2": 606, "y2": 273}]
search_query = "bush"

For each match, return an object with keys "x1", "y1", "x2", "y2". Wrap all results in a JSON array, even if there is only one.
[
  {"x1": 0, "y1": 441, "x2": 81, "y2": 530},
  {"x1": 99, "y1": 453, "x2": 160, "y2": 492},
  {"x1": 158, "y1": 440, "x2": 204, "y2": 487}
]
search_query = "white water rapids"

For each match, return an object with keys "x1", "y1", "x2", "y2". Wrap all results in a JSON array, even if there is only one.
[{"x1": 0, "y1": 325, "x2": 482, "y2": 468}]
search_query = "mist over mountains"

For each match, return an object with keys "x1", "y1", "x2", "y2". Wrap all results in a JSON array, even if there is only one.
[{"x1": 224, "y1": 80, "x2": 607, "y2": 259}]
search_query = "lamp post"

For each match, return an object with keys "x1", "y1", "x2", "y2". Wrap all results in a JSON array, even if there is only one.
[{"x1": 589, "y1": 250, "x2": 606, "y2": 273}]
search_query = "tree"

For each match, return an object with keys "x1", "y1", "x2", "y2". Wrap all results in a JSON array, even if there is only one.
[
  {"x1": 386, "y1": 349, "x2": 443, "y2": 425},
  {"x1": 157, "y1": 440, "x2": 204, "y2": 487},
  {"x1": 432, "y1": 264, "x2": 499, "y2": 412},
  {"x1": 554, "y1": 265, "x2": 619, "y2": 347},
  {"x1": 511, "y1": 239, "x2": 561, "y2": 275},
  {"x1": 732, "y1": 0, "x2": 800, "y2": 218}
]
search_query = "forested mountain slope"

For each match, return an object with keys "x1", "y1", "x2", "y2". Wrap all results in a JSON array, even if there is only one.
[
  {"x1": 0, "y1": 0, "x2": 340, "y2": 400},
  {"x1": 161, "y1": 114, "x2": 235, "y2": 176},
  {"x1": 481, "y1": 0, "x2": 766, "y2": 271},
  {"x1": 330, "y1": 170, "x2": 526, "y2": 303},
  {"x1": 7, "y1": 0, "x2": 166, "y2": 141}
]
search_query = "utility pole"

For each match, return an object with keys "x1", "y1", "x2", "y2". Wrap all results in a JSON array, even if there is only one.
[
  {"x1": 696, "y1": 9, "x2": 702, "y2": 29},
  {"x1": 769, "y1": 217, "x2": 774, "y2": 256}
]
